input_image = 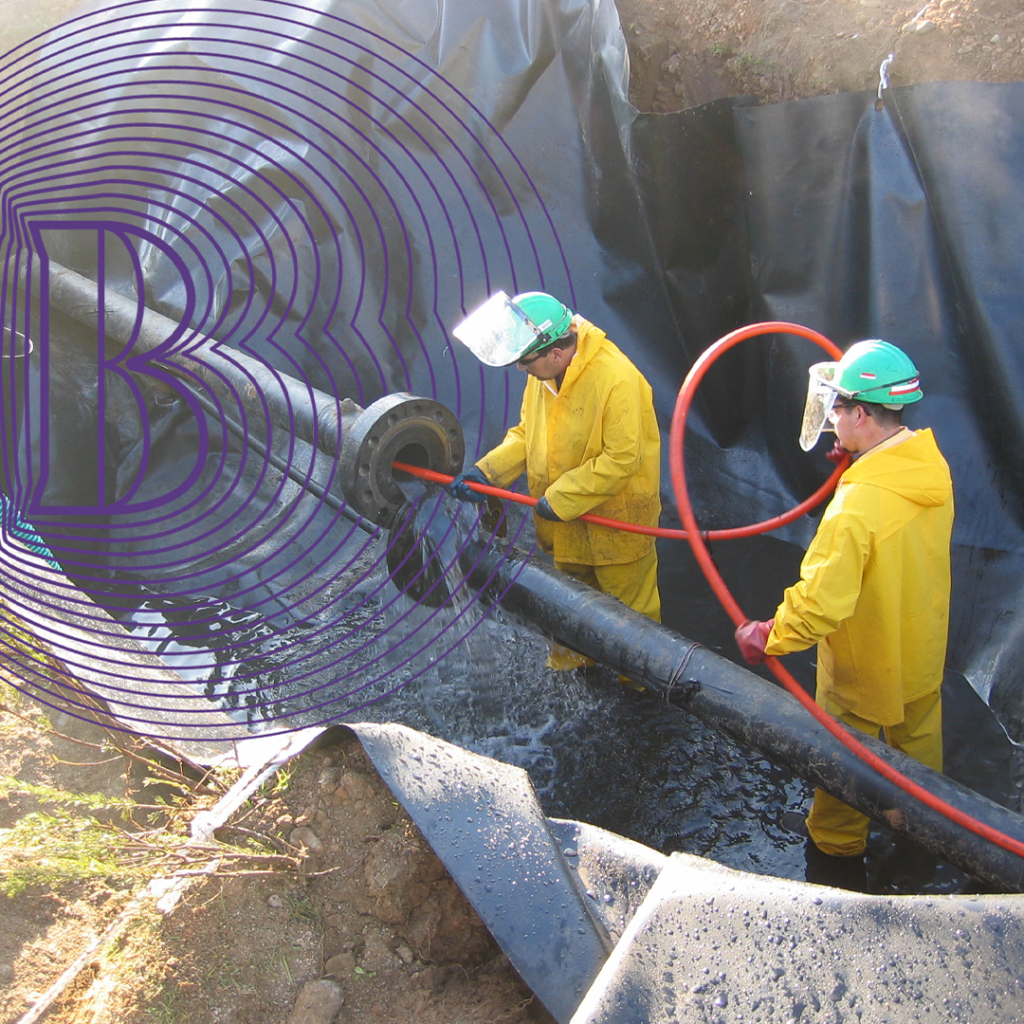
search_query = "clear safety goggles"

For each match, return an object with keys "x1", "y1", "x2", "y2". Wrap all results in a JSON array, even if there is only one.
[
  {"x1": 799, "y1": 361, "x2": 843, "y2": 451},
  {"x1": 451, "y1": 291, "x2": 548, "y2": 367}
]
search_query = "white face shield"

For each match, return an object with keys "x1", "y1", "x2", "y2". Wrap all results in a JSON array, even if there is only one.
[
  {"x1": 451, "y1": 291, "x2": 545, "y2": 367},
  {"x1": 799, "y1": 361, "x2": 841, "y2": 451}
]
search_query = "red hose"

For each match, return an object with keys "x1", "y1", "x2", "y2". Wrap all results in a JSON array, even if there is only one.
[
  {"x1": 392, "y1": 452, "x2": 844, "y2": 541},
  {"x1": 669, "y1": 321, "x2": 1024, "y2": 860}
]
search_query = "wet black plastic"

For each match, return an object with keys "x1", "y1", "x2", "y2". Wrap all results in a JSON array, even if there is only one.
[
  {"x1": 463, "y1": 537, "x2": 1024, "y2": 894},
  {"x1": 353, "y1": 722, "x2": 611, "y2": 1024},
  {"x1": 344, "y1": 721, "x2": 1024, "y2": 1024}
]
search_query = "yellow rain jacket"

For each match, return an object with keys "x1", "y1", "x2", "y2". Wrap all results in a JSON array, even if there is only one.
[
  {"x1": 764, "y1": 428, "x2": 953, "y2": 727},
  {"x1": 476, "y1": 319, "x2": 660, "y2": 566}
]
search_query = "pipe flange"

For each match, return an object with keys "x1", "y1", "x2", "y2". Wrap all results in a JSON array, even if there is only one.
[{"x1": 338, "y1": 392, "x2": 464, "y2": 523}]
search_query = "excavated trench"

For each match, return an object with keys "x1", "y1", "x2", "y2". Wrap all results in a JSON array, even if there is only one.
[
  {"x1": 4, "y1": 2, "x2": 1024, "y2": 1016},
  {"x1": 98, "y1": 483, "x2": 1023, "y2": 897}
]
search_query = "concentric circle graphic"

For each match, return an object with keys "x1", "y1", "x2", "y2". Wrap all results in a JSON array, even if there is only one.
[{"x1": 0, "y1": 0, "x2": 575, "y2": 741}]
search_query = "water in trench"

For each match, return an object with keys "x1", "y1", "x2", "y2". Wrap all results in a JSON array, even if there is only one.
[{"x1": 104, "y1": 487, "x2": 1021, "y2": 895}]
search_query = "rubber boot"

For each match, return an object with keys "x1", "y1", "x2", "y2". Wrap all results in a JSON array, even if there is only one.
[
  {"x1": 804, "y1": 838, "x2": 867, "y2": 893},
  {"x1": 546, "y1": 643, "x2": 593, "y2": 672},
  {"x1": 871, "y1": 836, "x2": 939, "y2": 893}
]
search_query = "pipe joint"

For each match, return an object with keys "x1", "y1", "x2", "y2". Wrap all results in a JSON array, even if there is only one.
[{"x1": 338, "y1": 392, "x2": 464, "y2": 524}]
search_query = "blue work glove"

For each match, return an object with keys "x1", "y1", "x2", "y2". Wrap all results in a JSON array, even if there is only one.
[
  {"x1": 534, "y1": 495, "x2": 562, "y2": 521},
  {"x1": 447, "y1": 466, "x2": 490, "y2": 502}
]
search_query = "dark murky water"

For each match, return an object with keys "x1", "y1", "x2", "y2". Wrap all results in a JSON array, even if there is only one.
[{"x1": 101, "y1": 488, "x2": 1022, "y2": 896}]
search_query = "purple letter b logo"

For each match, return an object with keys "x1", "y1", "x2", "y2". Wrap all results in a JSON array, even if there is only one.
[{"x1": 27, "y1": 221, "x2": 210, "y2": 516}]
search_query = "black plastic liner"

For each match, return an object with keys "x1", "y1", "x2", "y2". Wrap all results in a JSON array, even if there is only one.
[
  {"x1": 1, "y1": 0, "x2": 1023, "y2": 741},
  {"x1": 344, "y1": 721, "x2": 1024, "y2": 1024}
]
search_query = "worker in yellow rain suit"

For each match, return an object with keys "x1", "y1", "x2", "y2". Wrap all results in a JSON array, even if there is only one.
[
  {"x1": 734, "y1": 339, "x2": 953, "y2": 886},
  {"x1": 448, "y1": 291, "x2": 661, "y2": 669}
]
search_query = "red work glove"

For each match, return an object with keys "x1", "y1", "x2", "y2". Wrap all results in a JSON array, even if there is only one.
[
  {"x1": 825, "y1": 439, "x2": 848, "y2": 465},
  {"x1": 734, "y1": 618, "x2": 775, "y2": 665}
]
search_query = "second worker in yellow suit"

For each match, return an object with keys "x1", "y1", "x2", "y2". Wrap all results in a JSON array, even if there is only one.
[
  {"x1": 448, "y1": 291, "x2": 661, "y2": 667},
  {"x1": 734, "y1": 339, "x2": 953, "y2": 883}
]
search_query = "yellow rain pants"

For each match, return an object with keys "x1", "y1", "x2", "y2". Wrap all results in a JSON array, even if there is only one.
[
  {"x1": 546, "y1": 549, "x2": 661, "y2": 679},
  {"x1": 555, "y1": 548, "x2": 661, "y2": 623},
  {"x1": 807, "y1": 689, "x2": 943, "y2": 856}
]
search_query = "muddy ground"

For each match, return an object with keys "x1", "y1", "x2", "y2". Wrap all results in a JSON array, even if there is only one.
[
  {"x1": 618, "y1": 0, "x2": 1024, "y2": 112},
  {"x1": 0, "y1": 688, "x2": 555, "y2": 1024},
  {"x1": 2, "y1": 1, "x2": 1024, "y2": 1023}
]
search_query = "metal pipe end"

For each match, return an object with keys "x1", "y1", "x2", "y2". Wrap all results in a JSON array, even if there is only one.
[{"x1": 338, "y1": 392, "x2": 464, "y2": 524}]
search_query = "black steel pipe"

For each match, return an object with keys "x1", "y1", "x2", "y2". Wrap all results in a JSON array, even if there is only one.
[
  {"x1": 19, "y1": 253, "x2": 464, "y2": 523},
  {"x1": 185, "y1": 385, "x2": 376, "y2": 535},
  {"x1": 460, "y1": 536, "x2": 1024, "y2": 893}
]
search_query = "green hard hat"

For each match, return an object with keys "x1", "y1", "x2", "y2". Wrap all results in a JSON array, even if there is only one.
[
  {"x1": 450, "y1": 290, "x2": 574, "y2": 367},
  {"x1": 799, "y1": 339, "x2": 922, "y2": 451},
  {"x1": 814, "y1": 339, "x2": 923, "y2": 407},
  {"x1": 511, "y1": 291, "x2": 574, "y2": 358}
]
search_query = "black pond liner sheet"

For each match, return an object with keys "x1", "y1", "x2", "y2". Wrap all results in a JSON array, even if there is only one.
[
  {"x1": 1, "y1": 1, "x2": 1023, "y2": 745},
  {"x1": 345, "y1": 721, "x2": 1024, "y2": 1024}
]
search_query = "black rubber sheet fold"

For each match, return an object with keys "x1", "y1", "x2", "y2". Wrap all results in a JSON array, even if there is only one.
[{"x1": 347, "y1": 722, "x2": 1024, "y2": 1024}]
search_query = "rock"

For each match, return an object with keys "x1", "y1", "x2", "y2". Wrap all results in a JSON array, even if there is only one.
[
  {"x1": 662, "y1": 53, "x2": 683, "y2": 74},
  {"x1": 291, "y1": 826, "x2": 324, "y2": 853},
  {"x1": 324, "y1": 951, "x2": 357, "y2": 978},
  {"x1": 395, "y1": 944, "x2": 415, "y2": 965},
  {"x1": 285, "y1": 979, "x2": 344, "y2": 1024},
  {"x1": 268, "y1": 894, "x2": 285, "y2": 908},
  {"x1": 903, "y1": 19, "x2": 937, "y2": 35},
  {"x1": 364, "y1": 841, "x2": 414, "y2": 894},
  {"x1": 337, "y1": 771, "x2": 378, "y2": 804},
  {"x1": 360, "y1": 929, "x2": 398, "y2": 973},
  {"x1": 0, "y1": 963, "x2": 13, "y2": 985},
  {"x1": 362, "y1": 831, "x2": 427, "y2": 922},
  {"x1": 219, "y1": 876, "x2": 246, "y2": 898}
]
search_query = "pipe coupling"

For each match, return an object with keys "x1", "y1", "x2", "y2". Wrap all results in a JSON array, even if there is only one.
[{"x1": 338, "y1": 392, "x2": 464, "y2": 523}]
